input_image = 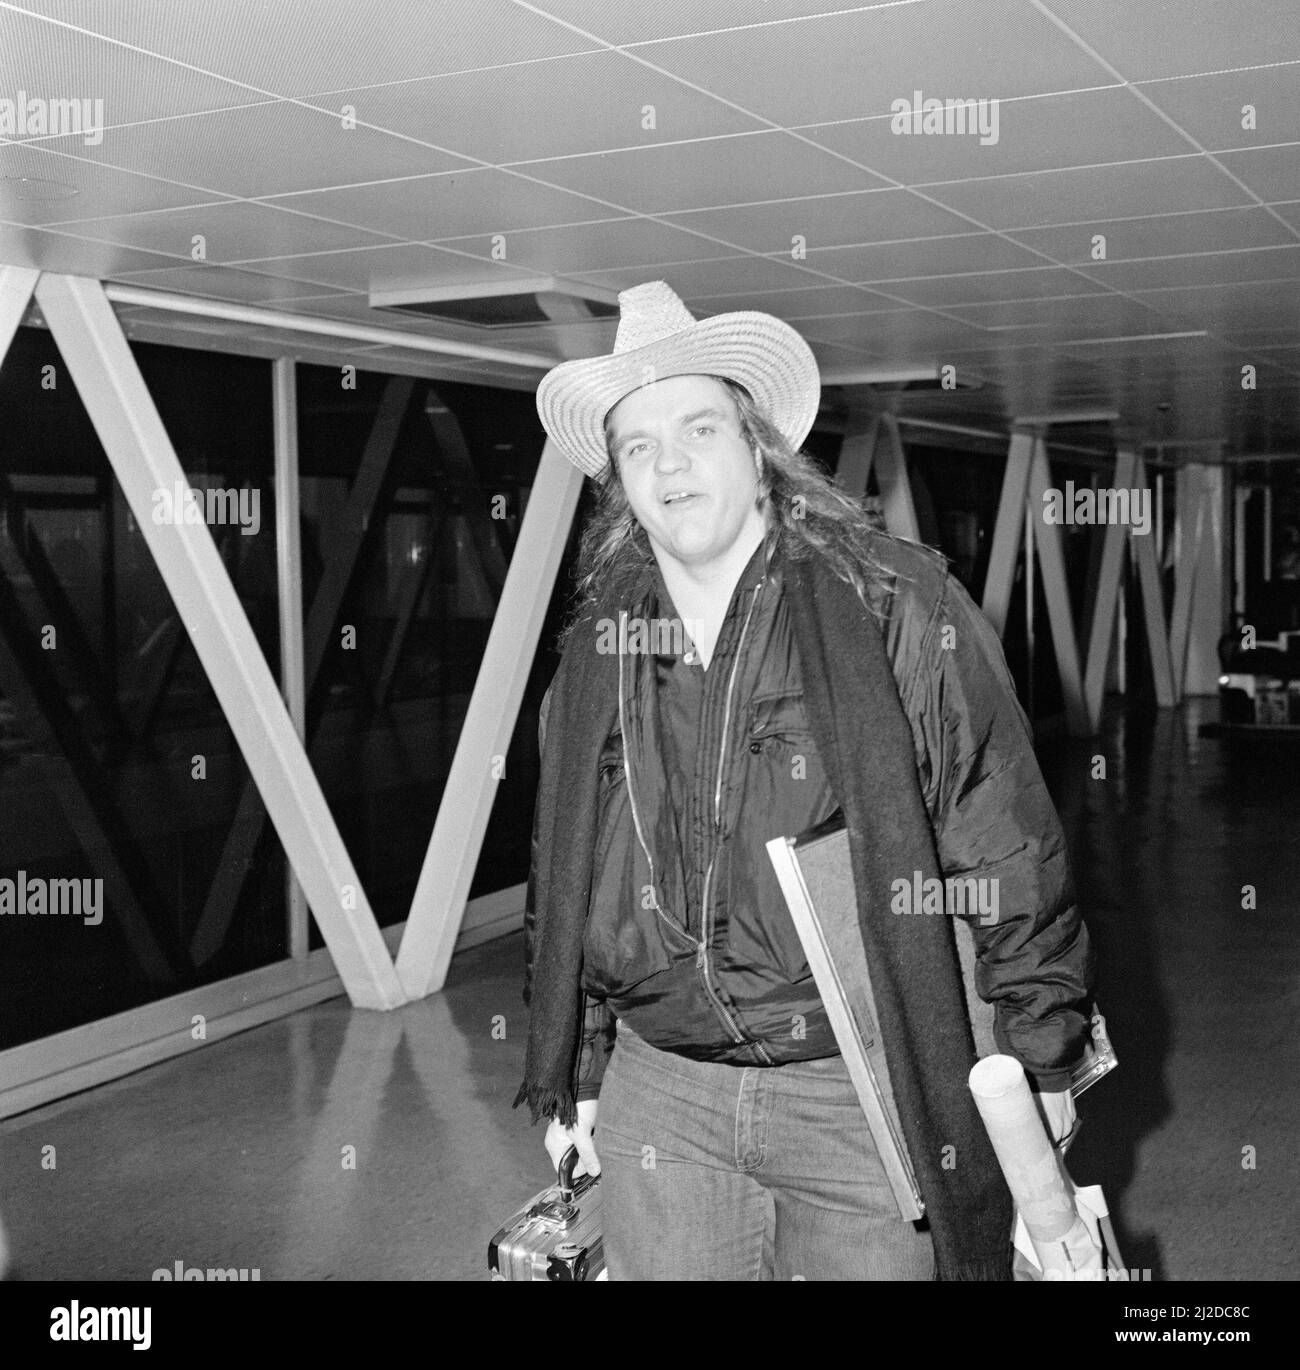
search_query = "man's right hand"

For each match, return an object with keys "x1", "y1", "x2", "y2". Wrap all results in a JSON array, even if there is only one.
[{"x1": 544, "y1": 1097, "x2": 600, "y2": 1180}]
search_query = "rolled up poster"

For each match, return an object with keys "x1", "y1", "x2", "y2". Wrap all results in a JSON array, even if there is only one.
[{"x1": 969, "y1": 1054, "x2": 1100, "y2": 1278}]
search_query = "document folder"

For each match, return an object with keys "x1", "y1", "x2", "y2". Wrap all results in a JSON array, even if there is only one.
[
  {"x1": 768, "y1": 810, "x2": 1118, "y2": 1224},
  {"x1": 766, "y1": 812, "x2": 927, "y2": 1221}
]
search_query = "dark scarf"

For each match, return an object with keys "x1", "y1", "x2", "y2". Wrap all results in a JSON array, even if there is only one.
[{"x1": 513, "y1": 543, "x2": 1013, "y2": 1280}]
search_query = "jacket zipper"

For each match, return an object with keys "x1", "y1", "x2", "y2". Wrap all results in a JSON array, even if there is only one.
[
  {"x1": 618, "y1": 610, "x2": 685, "y2": 943},
  {"x1": 697, "y1": 580, "x2": 773, "y2": 1064}
]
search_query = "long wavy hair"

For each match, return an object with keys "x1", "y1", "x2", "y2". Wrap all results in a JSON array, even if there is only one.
[{"x1": 560, "y1": 375, "x2": 905, "y2": 643}]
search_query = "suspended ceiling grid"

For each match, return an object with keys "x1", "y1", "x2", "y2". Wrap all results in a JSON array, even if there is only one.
[{"x1": 0, "y1": 0, "x2": 1297, "y2": 454}]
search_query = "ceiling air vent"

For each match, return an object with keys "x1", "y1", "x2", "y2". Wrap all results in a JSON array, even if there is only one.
[{"x1": 369, "y1": 275, "x2": 619, "y2": 328}]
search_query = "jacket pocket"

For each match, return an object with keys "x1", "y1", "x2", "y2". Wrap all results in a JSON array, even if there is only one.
[
  {"x1": 747, "y1": 689, "x2": 815, "y2": 760},
  {"x1": 583, "y1": 741, "x2": 690, "y2": 997}
]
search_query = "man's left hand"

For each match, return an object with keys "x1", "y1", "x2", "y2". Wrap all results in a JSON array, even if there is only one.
[{"x1": 1036, "y1": 1088, "x2": 1077, "y2": 1149}]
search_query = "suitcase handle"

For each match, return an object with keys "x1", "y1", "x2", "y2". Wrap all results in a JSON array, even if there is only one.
[{"x1": 557, "y1": 1144, "x2": 580, "y2": 1201}]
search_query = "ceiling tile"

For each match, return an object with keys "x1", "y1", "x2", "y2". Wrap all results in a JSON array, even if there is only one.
[
  {"x1": 1214, "y1": 144, "x2": 1300, "y2": 204},
  {"x1": 1127, "y1": 279, "x2": 1300, "y2": 332},
  {"x1": 265, "y1": 168, "x2": 625, "y2": 243},
  {"x1": 1007, "y1": 205, "x2": 1298, "y2": 260},
  {"x1": 687, "y1": 284, "x2": 906, "y2": 318},
  {"x1": 0, "y1": 8, "x2": 263, "y2": 127},
  {"x1": 943, "y1": 293, "x2": 1168, "y2": 334},
  {"x1": 634, "y1": 0, "x2": 1110, "y2": 127},
  {"x1": 661, "y1": 188, "x2": 973, "y2": 252},
  {"x1": 881, "y1": 265, "x2": 1108, "y2": 306},
  {"x1": 110, "y1": 262, "x2": 346, "y2": 303},
  {"x1": 1267, "y1": 200, "x2": 1300, "y2": 234},
  {"x1": 573, "y1": 252, "x2": 819, "y2": 296},
  {"x1": 1137, "y1": 65, "x2": 1300, "y2": 151},
  {"x1": 804, "y1": 229, "x2": 1046, "y2": 282},
  {"x1": 529, "y1": 0, "x2": 859, "y2": 46},
  {"x1": 334, "y1": 50, "x2": 764, "y2": 166},
  {"x1": 524, "y1": 131, "x2": 887, "y2": 215},
  {"x1": 1038, "y1": 0, "x2": 1300, "y2": 82},
  {"x1": 806, "y1": 338, "x2": 882, "y2": 367},
  {"x1": 1078, "y1": 244, "x2": 1300, "y2": 291},
  {"x1": 35, "y1": 101, "x2": 472, "y2": 199},
  {"x1": 803, "y1": 86, "x2": 1190, "y2": 185},
  {"x1": 432, "y1": 217, "x2": 752, "y2": 274},
  {"x1": 45, "y1": 200, "x2": 395, "y2": 263},
  {"x1": 13, "y1": 0, "x2": 596, "y2": 96},
  {"x1": 799, "y1": 309, "x2": 984, "y2": 352},
  {"x1": 0, "y1": 220, "x2": 190, "y2": 277},
  {"x1": 0, "y1": 142, "x2": 233, "y2": 224},
  {"x1": 924, "y1": 155, "x2": 1253, "y2": 229}
]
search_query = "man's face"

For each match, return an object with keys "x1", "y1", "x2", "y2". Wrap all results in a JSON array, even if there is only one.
[{"x1": 606, "y1": 374, "x2": 766, "y2": 574}]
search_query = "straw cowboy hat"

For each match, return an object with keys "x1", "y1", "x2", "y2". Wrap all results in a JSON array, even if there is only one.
[{"x1": 536, "y1": 281, "x2": 822, "y2": 479}]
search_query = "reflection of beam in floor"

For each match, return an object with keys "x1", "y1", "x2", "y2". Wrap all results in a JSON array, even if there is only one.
[
  {"x1": 271, "y1": 996, "x2": 508, "y2": 1277},
  {"x1": 189, "y1": 378, "x2": 414, "y2": 967},
  {"x1": 373, "y1": 502, "x2": 446, "y2": 710},
  {"x1": 0, "y1": 569, "x2": 176, "y2": 984},
  {"x1": 272, "y1": 1007, "x2": 404, "y2": 1278}
]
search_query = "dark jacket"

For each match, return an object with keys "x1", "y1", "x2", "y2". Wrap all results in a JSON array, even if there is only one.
[
  {"x1": 527, "y1": 532, "x2": 1093, "y2": 1101},
  {"x1": 517, "y1": 528, "x2": 1094, "y2": 1278}
]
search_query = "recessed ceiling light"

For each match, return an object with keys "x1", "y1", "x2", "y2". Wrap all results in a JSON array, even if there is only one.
[{"x1": 0, "y1": 176, "x2": 79, "y2": 202}]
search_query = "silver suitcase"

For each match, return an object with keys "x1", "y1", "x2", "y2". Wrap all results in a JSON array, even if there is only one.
[{"x1": 489, "y1": 1145, "x2": 605, "y2": 1281}]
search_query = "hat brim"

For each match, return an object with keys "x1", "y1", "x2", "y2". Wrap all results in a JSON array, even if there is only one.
[{"x1": 536, "y1": 310, "x2": 822, "y2": 478}]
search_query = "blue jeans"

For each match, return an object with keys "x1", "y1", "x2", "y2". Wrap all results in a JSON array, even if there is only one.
[{"x1": 596, "y1": 1019, "x2": 936, "y2": 1281}]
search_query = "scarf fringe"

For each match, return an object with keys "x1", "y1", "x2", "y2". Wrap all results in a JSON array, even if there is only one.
[{"x1": 512, "y1": 1080, "x2": 578, "y2": 1128}]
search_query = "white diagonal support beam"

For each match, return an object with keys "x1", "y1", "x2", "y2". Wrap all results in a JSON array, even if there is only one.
[
  {"x1": 396, "y1": 436, "x2": 583, "y2": 996},
  {"x1": 36, "y1": 272, "x2": 405, "y2": 1010},
  {"x1": 0, "y1": 266, "x2": 39, "y2": 364},
  {"x1": 1168, "y1": 467, "x2": 1208, "y2": 697},
  {"x1": 1081, "y1": 447, "x2": 1139, "y2": 733},
  {"x1": 835, "y1": 415, "x2": 879, "y2": 499},
  {"x1": 1129, "y1": 454, "x2": 1176, "y2": 707},
  {"x1": 1026, "y1": 436, "x2": 1091, "y2": 736},
  {"x1": 981, "y1": 427, "x2": 1035, "y2": 637},
  {"x1": 874, "y1": 414, "x2": 921, "y2": 541},
  {"x1": 1169, "y1": 463, "x2": 1225, "y2": 696}
]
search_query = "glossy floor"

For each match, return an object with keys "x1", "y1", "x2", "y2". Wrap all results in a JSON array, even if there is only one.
[{"x1": 0, "y1": 700, "x2": 1295, "y2": 1280}]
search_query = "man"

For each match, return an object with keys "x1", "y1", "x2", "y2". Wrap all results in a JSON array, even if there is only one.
[{"x1": 514, "y1": 281, "x2": 1093, "y2": 1281}]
